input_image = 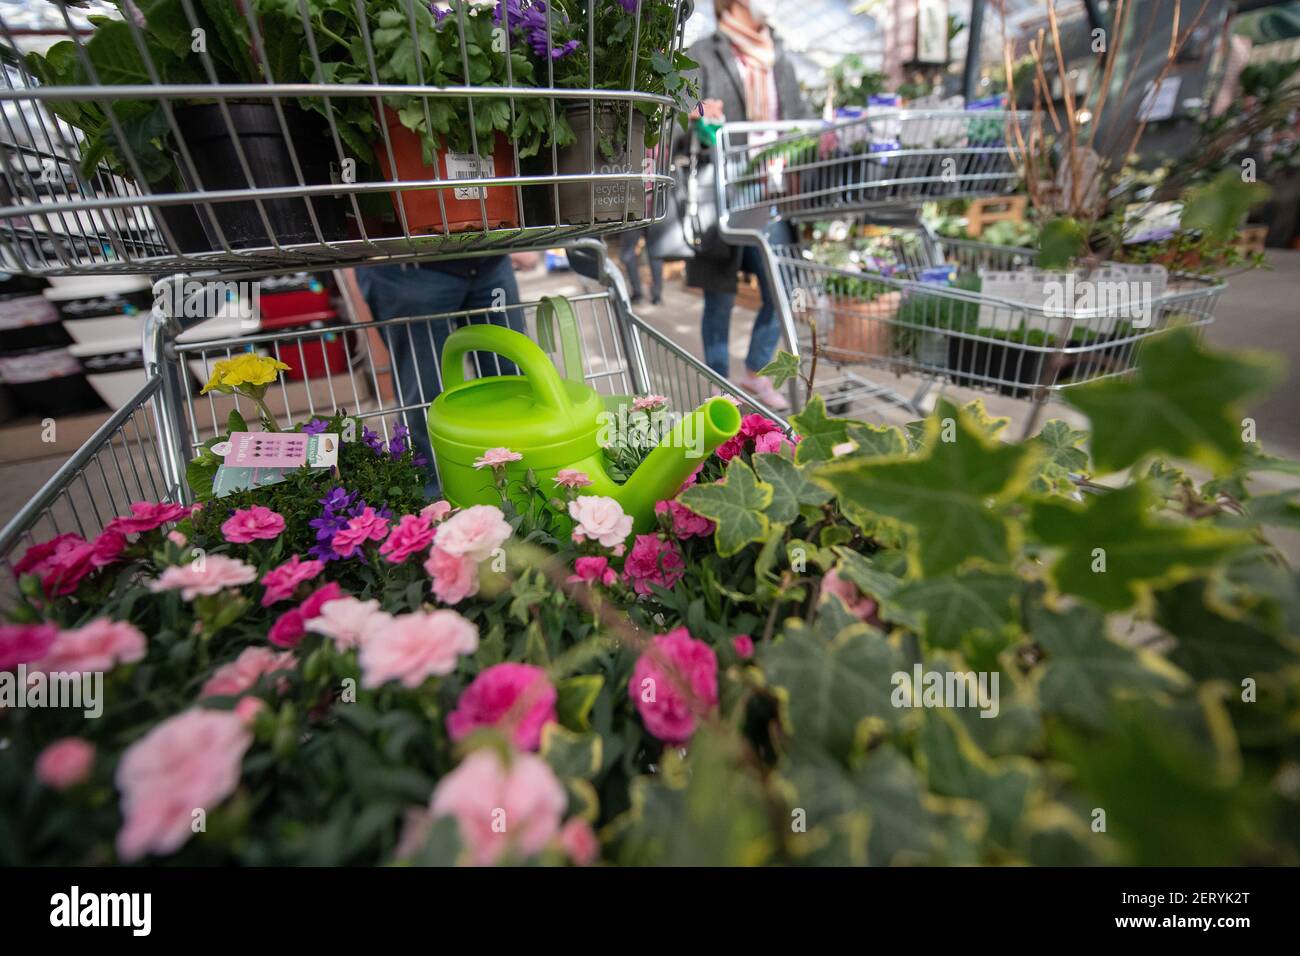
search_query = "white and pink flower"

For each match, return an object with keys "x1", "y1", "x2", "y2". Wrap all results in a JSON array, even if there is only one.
[
  {"x1": 568, "y1": 495, "x2": 633, "y2": 551},
  {"x1": 149, "y1": 554, "x2": 257, "y2": 600},
  {"x1": 358, "y1": 610, "x2": 478, "y2": 689}
]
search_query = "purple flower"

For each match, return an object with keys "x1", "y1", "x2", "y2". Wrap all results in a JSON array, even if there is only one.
[
  {"x1": 616, "y1": 0, "x2": 640, "y2": 11},
  {"x1": 495, "y1": 0, "x2": 581, "y2": 61},
  {"x1": 319, "y1": 487, "x2": 355, "y2": 513},
  {"x1": 390, "y1": 423, "x2": 410, "y2": 458},
  {"x1": 429, "y1": 2, "x2": 450, "y2": 22},
  {"x1": 362, "y1": 425, "x2": 386, "y2": 457},
  {"x1": 304, "y1": 418, "x2": 329, "y2": 435}
]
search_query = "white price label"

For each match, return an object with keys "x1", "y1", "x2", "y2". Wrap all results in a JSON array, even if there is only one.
[{"x1": 444, "y1": 152, "x2": 495, "y2": 200}]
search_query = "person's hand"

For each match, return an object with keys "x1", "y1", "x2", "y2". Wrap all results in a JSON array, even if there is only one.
[
  {"x1": 700, "y1": 98, "x2": 725, "y2": 121},
  {"x1": 510, "y1": 252, "x2": 541, "y2": 271}
]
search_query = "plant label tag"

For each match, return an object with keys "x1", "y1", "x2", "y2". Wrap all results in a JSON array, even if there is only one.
[
  {"x1": 445, "y1": 152, "x2": 494, "y2": 201},
  {"x1": 224, "y1": 432, "x2": 339, "y2": 469}
]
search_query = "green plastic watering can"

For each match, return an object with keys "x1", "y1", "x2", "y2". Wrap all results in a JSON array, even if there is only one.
[{"x1": 427, "y1": 296, "x2": 741, "y2": 532}]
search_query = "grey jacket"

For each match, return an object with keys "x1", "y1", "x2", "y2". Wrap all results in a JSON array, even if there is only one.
[{"x1": 681, "y1": 32, "x2": 811, "y2": 294}]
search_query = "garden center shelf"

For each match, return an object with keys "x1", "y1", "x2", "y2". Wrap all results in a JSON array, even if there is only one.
[
  {"x1": 0, "y1": 242, "x2": 777, "y2": 592},
  {"x1": 0, "y1": 0, "x2": 693, "y2": 280}
]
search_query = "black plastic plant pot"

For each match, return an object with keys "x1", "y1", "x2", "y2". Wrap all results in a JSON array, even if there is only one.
[
  {"x1": 556, "y1": 106, "x2": 647, "y2": 225},
  {"x1": 146, "y1": 188, "x2": 213, "y2": 254},
  {"x1": 174, "y1": 103, "x2": 348, "y2": 251},
  {"x1": 945, "y1": 336, "x2": 1054, "y2": 399}
]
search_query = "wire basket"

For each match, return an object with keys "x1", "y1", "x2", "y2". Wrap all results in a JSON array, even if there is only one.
[
  {"x1": 774, "y1": 240, "x2": 1226, "y2": 401},
  {"x1": 0, "y1": 0, "x2": 694, "y2": 279},
  {"x1": 717, "y1": 109, "x2": 1026, "y2": 225}
]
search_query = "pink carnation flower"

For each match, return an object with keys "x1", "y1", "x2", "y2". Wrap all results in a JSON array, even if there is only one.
[
  {"x1": 425, "y1": 546, "x2": 481, "y2": 605},
  {"x1": 306, "y1": 596, "x2": 393, "y2": 651},
  {"x1": 13, "y1": 532, "x2": 84, "y2": 578},
  {"x1": 553, "y1": 469, "x2": 592, "y2": 489},
  {"x1": 430, "y1": 749, "x2": 567, "y2": 866},
  {"x1": 567, "y1": 555, "x2": 617, "y2": 586},
  {"x1": 36, "y1": 619, "x2": 146, "y2": 674},
  {"x1": 627, "y1": 627, "x2": 718, "y2": 744},
  {"x1": 716, "y1": 413, "x2": 793, "y2": 461},
  {"x1": 434, "y1": 505, "x2": 511, "y2": 562},
  {"x1": 568, "y1": 495, "x2": 633, "y2": 550},
  {"x1": 421, "y1": 500, "x2": 453, "y2": 524},
  {"x1": 115, "y1": 709, "x2": 251, "y2": 861},
  {"x1": 330, "y1": 507, "x2": 391, "y2": 558},
  {"x1": 104, "y1": 501, "x2": 192, "y2": 536},
  {"x1": 260, "y1": 554, "x2": 324, "y2": 606},
  {"x1": 654, "y1": 498, "x2": 715, "y2": 539},
  {"x1": 561, "y1": 818, "x2": 599, "y2": 866},
  {"x1": 379, "y1": 513, "x2": 436, "y2": 564},
  {"x1": 0, "y1": 623, "x2": 58, "y2": 671},
  {"x1": 822, "y1": 569, "x2": 880, "y2": 624},
  {"x1": 732, "y1": 634, "x2": 755, "y2": 659},
  {"x1": 89, "y1": 529, "x2": 127, "y2": 569},
  {"x1": 150, "y1": 554, "x2": 258, "y2": 601},
  {"x1": 622, "y1": 534, "x2": 686, "y2": 596},
  {"x1": 358, "y1": 609, "x2": 478, "y2": 689},
  {"x1": 221, "y1": 505, "x2": 286, "y2": 544},
  {"x1": 474, "y1": 447, "x2": 522, "y2": 469},
  {"x1": 268, "y1": 582, "x2": 344, "y2": 648},
  {"x1": 200, "y1": 646, "x2": 296, "y2": 699},
  {"x1": 632, "y1": 394, "x2": 669, "y2": 413},
  {"x1": 36, "y1": 737, "x2": 95, "y2": 790},
  {"x1": 14, "y1": 533, "x2": 102, "y2": 597},
  {"x1": 446, "y1": 663, "x2": 558, "y2": 751}
]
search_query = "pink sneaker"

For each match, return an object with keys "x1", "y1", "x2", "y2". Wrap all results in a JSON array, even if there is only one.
[{"x1": 738, "y1": 370, "x2": 790, "y2": 412}]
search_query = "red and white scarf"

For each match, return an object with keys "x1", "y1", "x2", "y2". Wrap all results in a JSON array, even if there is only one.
[{"x1": 717, "y1": 11, "x2": 778, "y2": 123}]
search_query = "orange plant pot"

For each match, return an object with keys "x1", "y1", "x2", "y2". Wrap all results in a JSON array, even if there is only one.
[
  {"x1": 822, "y1": 291, "x2": 901, "y2": 364},
  {"x1": 375, "y1": 110, "x2": 520, "y2": 234}
]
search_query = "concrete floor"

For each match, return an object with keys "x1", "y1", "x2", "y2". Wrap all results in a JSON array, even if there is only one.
[{"x1": 1, "y1": 247, "x2": 1296, "y2": 541}]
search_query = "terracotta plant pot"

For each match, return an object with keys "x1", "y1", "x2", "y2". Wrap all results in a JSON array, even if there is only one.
[
  {"x1": 822, "y1": 291, "x2": 901, "y2": 363},
  {"x1": 375, "y1": 110, "x2": 520, "y2": 234},
  {"x1": 556, "y1": 106, "x2": 647, "y2": 224}
]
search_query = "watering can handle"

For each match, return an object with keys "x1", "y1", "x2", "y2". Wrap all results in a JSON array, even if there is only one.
[
  {"x1": 440, "y1": 321, "x2": 572, "y2": 413},
  {"x1": 534, "y1": 296, "x2": 584, "y2": 383}
]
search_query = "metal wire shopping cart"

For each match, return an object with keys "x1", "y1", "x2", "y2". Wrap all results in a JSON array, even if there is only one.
[
  {"x1": 0, "y1": 1, "x2": 777, "y2": 590},
  {"x1": 711, "y1": 107, "x2": 1228, "y2": 432}
]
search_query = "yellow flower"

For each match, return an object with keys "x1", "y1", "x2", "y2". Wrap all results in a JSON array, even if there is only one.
[{"x1": 201, "y1": 353, "x2": 291, "y2": 394}]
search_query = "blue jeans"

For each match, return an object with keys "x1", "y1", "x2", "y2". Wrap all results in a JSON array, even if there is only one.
[
  {"x1": 701, "y1": 244, "x2": 782, "y2": 378},
  {"x1": 355, "y1": 258, "x2": 524, "y2": 495},
  {"x1": 618, "y1": 227, "x2": 663, "y2": 300}
]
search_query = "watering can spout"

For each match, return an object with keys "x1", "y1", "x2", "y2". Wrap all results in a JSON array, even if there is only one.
[{"x1": 614, "y1": 397, "x2": 743, "y2": 532}]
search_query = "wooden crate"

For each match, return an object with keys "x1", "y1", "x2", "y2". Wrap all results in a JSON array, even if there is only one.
[{"x1": 966, "y1": 195, "x2": 1028, "y2": 238}]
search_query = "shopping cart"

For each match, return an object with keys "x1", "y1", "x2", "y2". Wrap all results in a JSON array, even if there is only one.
[
  {"x1": 0, "y1": 241, "x2": 765, "y2": 592},
  {"x1": 0, "y1": 1, "x2": 777, "y2": 593},
  {"x1": 715, "y1": 110, "x2": 1228, "y2": 429}
]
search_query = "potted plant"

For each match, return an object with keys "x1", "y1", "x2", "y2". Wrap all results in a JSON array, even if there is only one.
[
  {"x1": 25, "y1": 1, "x2": 354, "y2": 252},
  {"x1": 819, "y1": 272, "x2": 900, "y2": 363},
  {"x1": 506, "y1": 0, "x2": 696, "y2": 224}
]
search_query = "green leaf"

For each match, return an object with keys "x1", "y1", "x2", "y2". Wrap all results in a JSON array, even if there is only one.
[
  {"x1": 815, "y1": 399, "x2": 1037, "y2": 575},
  {"x1": 1180, "y1": 170, "x2": 1271, "y2": 242},
  {"x1": 1028, "y1": 419, "x2": 1089, "y2": 495},
  {"x1": 227, "y1": 409, "x2": 248, "y2": 434},
  {"x1": 679, "y1": 458, "x2": 773, "y2": 557},
  {"x1": 1031, "y1": 483, "x2": 1250, "y2": 611},
  {"x1": 555, "y1": 674, "x2": 603, "y2": 731},
  {"x1": 1064, "y1": 328, "x2": 1283, "y2": 473},
  {"x1": 762, "y1": 616, "x2": 907, "y2": 760},
  {"x1": 541, "y1": 725, "x2": 603, "y2": 780},
  {"x1": 1037, "y1": 216, "x2": 1087, "y2": 269},
  {"x1": 753, "y1": 453, "x2": 830, "y2": 525},
  {"x1": 1155, "y1": 581, "x2": 1299, "y2": 681},
  {"x1": 758, "y1": 350, "x2": 801, "y2": 389},
  {"x1": 1029, "y1": 602, "x2": 1187, "y2": 729},
  {"x1": 844, "y1": 421, "x2": 908, "y2": 458},
  {"x1": 789, "y1": 394, "x2": 852, "y2": 464},
  {"x1": 893, "y1": 571, "x2": 1022, "y2": 652}
]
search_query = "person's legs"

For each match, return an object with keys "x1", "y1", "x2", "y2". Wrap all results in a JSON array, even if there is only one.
[
  {"x1": 618, "y1": 230, "x2": 645, "y2": 300},
  {"x1": 459, "y1": 256, "x2": 525, "y2": 377},
  {"x1": 357, "y1": 264, "x2": 469, "y2": 492},
  {"x1": 741, "y1": 244, "x2": 783, "y2": 374},
  {"x1": 701, "y1": 288, "x2": 736, "y2": 378},
  {"x1": 648, "y1": 254, "x2": 663, "y2": 302}
]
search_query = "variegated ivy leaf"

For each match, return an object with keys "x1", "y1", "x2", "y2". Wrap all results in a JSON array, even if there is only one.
[
  {"x1": 679, "y1": 458, "x2": 773, "y2": 557},
  {"x1": 789, "y1": 394, "x2": 852, "y2": 464},
  {"x1": 1029, "y1": 602, "x2": 1188, "y2": 730},
  {"x1": 1028, "y1": 420, "x2": 1090, "y2": 496},
  {"x1": 1031, "y1": 483, "x2": 1251, "y2": 612},
  {"x1": 892, "y1": 571, "x2": 1022, "y2": 654},
  {"x1": 1064, "y1": 327, "x2": 1282, "y2": 474},
  {"x1": 753, "y1": 452, "x2": 831, "y2": 524},
  {"x1": 844, "y1": 421, "x2": 908, "y2": 458},
  {"x1": 816, "y1": 399, "x2": 1038, "y2": 576},
  {"x1": 1155, "y1": 581, "x2": 1300, "y2": 682},
  {"x1": 757, "y1": 350, "x2": 801, "y2": 389}
]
